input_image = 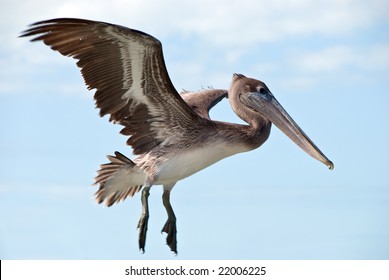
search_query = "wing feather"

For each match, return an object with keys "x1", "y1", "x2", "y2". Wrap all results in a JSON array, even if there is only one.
[{"x1": 21, "y1": 18, "x2": 203, "y2": 154}]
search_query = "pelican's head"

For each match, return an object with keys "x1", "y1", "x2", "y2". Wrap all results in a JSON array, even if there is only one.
[{"x1": 229, "y1": 73, "x2": 334, "y2": 170}]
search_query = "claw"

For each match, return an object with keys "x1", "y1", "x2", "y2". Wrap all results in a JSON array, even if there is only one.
[
  {"x1": 162, "y1": 218, "x2": 177, "y2": 254},
  {"x1": 162, "y1": 184, "x2": 177, "y2": 254},
  {"x1": 138, "y1": 186, "x2": 150, "y2": 253},
  {"x1": 138, "y1": 213, "x2": 149, "y2": 253}
]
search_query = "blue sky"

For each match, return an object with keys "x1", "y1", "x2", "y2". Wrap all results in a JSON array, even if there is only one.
[{"x1": 0, "y1": 0, "x2": 388, "y2": 259}]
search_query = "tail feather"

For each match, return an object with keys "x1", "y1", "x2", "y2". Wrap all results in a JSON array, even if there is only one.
[
  {"x1": 94, "y1": 151, "x2": 143, "y2": 206},
  {"x1": 95, "y1": 152, "x2": 132, "y2": 184}
]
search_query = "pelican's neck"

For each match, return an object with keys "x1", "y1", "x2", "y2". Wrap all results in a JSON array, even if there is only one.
[
  {"x1": 215, "y1": 112, "x2": 271, "y2": 151},
  {"x1": 245, "y1": 117, "x2": 272, "y2": 150}
]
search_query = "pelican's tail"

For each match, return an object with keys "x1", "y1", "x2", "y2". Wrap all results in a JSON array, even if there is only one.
[{"x1": 94, "y1": 151, "x2": 144, "y2": 206}]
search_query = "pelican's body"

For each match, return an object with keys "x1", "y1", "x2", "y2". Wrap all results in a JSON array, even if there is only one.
[{"x1": 21, "y1": 18, "x2": 333, "y2": 254}]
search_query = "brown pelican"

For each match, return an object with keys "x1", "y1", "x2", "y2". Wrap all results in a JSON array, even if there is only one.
[{"x1": 21, "y1": 18, "x2": 334, "y2": 254}]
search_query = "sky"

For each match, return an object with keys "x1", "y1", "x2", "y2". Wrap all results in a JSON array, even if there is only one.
[{"x1": 0, "y1": 0, "x2": 388, "y2": 260}]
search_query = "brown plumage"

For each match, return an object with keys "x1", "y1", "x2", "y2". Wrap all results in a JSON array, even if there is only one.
[
  {"x1": 21, "y1": 18, "x2": 333, "y2": 254},
  {"x1": 21, "y1": 18, "x2": 203, "y2": 156}
]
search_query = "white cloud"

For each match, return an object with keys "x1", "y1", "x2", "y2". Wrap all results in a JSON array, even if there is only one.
[
  {"x1": 2, "y1": 0, "x2": 388, "y2": 95},
  {"x1": 294, "y1": 43, "x2": 389, "y2": 73},
  {"x1": 297, "y1": 46, "x2": 356, "y2": 72},
  {"x1": 0, "y1": 182, "x2": 90, "y2": 199},
  {"x1": 265, "y1": 43, "x2": 389, "y2": 91},
  {"x1": 7, "y1": 0, "x2": 388, "y2": 45},
  {"x1": 362, "y1": 44, "x2": 389, "y2": 70}
]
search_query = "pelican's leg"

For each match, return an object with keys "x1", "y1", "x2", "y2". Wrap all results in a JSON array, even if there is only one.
[
  {"x1": 161, "y1": 184, "x2": 177, "y2": 254},
  {"x1": 137, "y1": 185, "x2": 151, "y2": 253}
]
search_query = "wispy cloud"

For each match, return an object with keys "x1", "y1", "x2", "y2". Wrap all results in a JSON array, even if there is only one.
[
  {"x1": 2, "y1": 0, "x2": 388, "y2": 95},
  {"x1": 0, "y1": 182, "x2": 91, "y2": 198},
  {"x1": 295, "y1": 44, "x2": 389, "y2": 73},
  {"x1": 10, "y1": 0, "x2": 388, "y2": 46}
]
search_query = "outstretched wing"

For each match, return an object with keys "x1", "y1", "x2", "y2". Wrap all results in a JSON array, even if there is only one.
[
  {"x1": 21, "y1": 18, "x2": 204, "y2": 155},
  {"x1": 180, "y1": 89, "x2": 228, "y2": 119}
]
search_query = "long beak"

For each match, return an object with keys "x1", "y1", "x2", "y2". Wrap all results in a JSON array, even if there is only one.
[{"x1": 243, "y1": 91, "x2": 334, "y2": 170}]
